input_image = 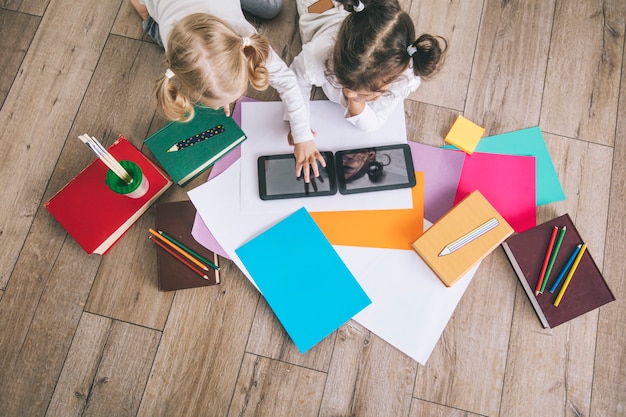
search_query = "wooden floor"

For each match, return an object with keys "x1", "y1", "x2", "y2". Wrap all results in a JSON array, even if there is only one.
[{"x1": 1, "y1": 1, "x2": 625, "y2": 416}]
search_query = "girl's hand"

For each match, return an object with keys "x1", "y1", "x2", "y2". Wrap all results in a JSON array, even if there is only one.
[{"x1": 287, "y1": 129, "x2": 323, "y2": 183}]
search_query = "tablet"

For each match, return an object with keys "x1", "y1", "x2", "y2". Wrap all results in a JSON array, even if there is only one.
[
  {"x1": 258, "y1": 152, "x2": 336, "y2": 200},
  {"x1": 335, "y1": 144, "x2": 416, "y2": 195}
]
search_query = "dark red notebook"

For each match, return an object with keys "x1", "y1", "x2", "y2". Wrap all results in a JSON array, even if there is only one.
[
  {"x1": 45, "y1": 136, "x2": 172, "y2": 255},
  {"x1": 154, "y1": 200, "x2": 220, "y2": 291},
  {"x1": 502, "y1": 214, "x2": 615, "y2": 328}
]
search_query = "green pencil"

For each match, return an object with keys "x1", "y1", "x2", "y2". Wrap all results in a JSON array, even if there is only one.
[
  {"x1": 158, "y1": 230, "x2": 220, "y2": 271},
  {"x1": 540, "y1": 226, "x2": 566, "y2": 293}
]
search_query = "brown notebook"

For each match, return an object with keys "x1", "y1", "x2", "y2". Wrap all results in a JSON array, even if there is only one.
[
  {"x1": 502, "y1": 214, "x2": 615, "y2": 328},
  {"x1": 412, "y1": 190, "x2": 514, "y2": 287},
  {"x1": 154, "y1": 200, "x2": 220, "y2": 291}
]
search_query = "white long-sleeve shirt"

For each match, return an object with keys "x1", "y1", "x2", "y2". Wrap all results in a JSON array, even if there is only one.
[
  {"x1": 292, "y1": 0, "x2": 421, "y2": 132},
  {"x1": 140, "y1": 0, "x2": 314, "y2": 143}
]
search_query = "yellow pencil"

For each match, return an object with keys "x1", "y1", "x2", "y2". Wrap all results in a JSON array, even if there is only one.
[
  {"x1": 553, "y1": 242, "x2": 587, "y2": 307},
  {"x1": 148, "y1": 228, "x2": 209, "y2": 271}
]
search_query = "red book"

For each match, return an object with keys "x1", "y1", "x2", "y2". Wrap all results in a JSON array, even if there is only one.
[{"x1": 45, "y1": 136, "x2": 172, "y2": 255}]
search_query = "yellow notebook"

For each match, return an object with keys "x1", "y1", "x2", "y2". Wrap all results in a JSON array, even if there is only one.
[
  {"x1": 411, "y1": 190, "x2": 513, "y2": 287},
  {"x1": 444, "y1": 115, "x2": 485, "y2": 154}
]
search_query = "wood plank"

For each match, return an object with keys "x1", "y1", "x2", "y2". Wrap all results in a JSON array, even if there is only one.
[
  {"x1": 540, "y1": 1, "x2": 625, "y2": 146},
  {"x1": 46, "y1": 313, "x2": 112, "y2": 416},
  {"x1": 500, "y1": 134, "x2": 612, "y2": 417},
  {"x1": 404, "y1": 100, "x2": 462, "y2": 146},
  {"x1": 228, "y1": 353, "x2": 326, "y2": 417},
  {"x1": 245, "y1": 297, "x2": 335, "y2": 372},
  {"x1": 591, "y1": 33, "x2": 626, "y2": 417},
  {"x1": 0, "y1": 0, "x2": 121, "y2": 288},
  {"x1": 137, "y1": 261, "x2": 259, "y2": 417},
  {"x1": 409, "y1": 398, "x2": 483, "y2": 417},
  {"x1": 0, "y1": 9, "x2": 39, "y2": 110},
  {"x1": 319, "y1": 321, "x2": 416, "y2": 417},
  {"x1": 464, "y1": 0, "x2": 555, "y2": 134},
  {"x1": 407, "y1": 0, "x2": 483, "y2": 112},
  {"x1": 0, "y1": 0, "x2": 49, "y2": 15},
  {"x1": 111, "y1": 0, "x2": 150, "y2": 41},
  {"x1": 413, "y1": 250, "x2": 516, "y2": 417},
  {"x1": 83, "y1": 320, "x2": 160, "y2": 416},
  {"x1": 0, "y1": 234, "x2": 101, "y2": 416}
]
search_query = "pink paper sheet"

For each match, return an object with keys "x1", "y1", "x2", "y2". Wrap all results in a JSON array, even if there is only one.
[{"x1": 454, "y1": 152, "x2": 536, "y2": 232}]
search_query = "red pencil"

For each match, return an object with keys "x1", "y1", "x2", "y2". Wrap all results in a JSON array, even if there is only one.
[
  {"x1": 535, "y1": 226, "x2": 558, "y2": 295},
  {"x1": 149, "y1": 236, "x2": 209, "y2": 281}
]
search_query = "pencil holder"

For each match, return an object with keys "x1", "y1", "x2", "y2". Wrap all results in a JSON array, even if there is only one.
[{"x1": 105, "y1": 160, "x2": 150, "y2": 199}]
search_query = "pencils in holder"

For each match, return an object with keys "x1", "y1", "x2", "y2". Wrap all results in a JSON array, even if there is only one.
[{"x1": 78, "y1": 134, "x2": 133, "y2": 184}]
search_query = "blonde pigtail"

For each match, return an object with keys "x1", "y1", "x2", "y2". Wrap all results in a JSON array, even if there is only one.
[
  {"x1": 154, "y1": 71, "x2": 195, "y2": 122},
  {"x1": 242, "y1": 33, "x2": 270, "y2": 91}
]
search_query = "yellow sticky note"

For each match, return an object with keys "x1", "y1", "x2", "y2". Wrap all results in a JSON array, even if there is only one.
[{"x1": 444, "y1": 115, "x2": 485, "y2": 154}]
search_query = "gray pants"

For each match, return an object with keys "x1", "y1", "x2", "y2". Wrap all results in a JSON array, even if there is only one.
[{"x1": 142, "y1": 0, "x2": 284, "y2": 47}]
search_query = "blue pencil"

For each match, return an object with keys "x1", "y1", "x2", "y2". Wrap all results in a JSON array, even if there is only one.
[{"x1": 549, "y1": 244, "x2": 582, "y2": 293}]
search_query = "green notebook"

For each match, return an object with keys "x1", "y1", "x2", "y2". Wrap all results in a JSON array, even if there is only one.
[{"x1": 144, "y1": 106, "x2": 247, "y2": 186}]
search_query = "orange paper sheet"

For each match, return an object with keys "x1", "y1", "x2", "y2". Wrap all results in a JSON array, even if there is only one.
[{"x1": 310, "y1": 173, "x2": 424, "y2": 250}]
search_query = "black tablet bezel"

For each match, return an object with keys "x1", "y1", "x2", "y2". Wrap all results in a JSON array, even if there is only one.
[
  {"x1": 335, "y1": 144, "x2": 416, "y2": 195},
  {"x1": 258, "y1": 152, "x2": 336, "y2": 200}
]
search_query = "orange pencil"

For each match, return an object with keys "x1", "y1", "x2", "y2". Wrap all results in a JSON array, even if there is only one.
[
  {"x1": 148, "y1": 228, "x2": 209, "y2": 271},
  {"x1": 535, "y1": 226, "x2": 558, "y2": 295},
  {"x1": 149, "y1": 236, "x2": 209, "y2": 281}
]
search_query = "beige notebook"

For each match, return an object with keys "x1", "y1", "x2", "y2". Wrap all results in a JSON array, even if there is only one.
[{"x1": 412, "y1": 190, "x2": 513, "y2": 287}]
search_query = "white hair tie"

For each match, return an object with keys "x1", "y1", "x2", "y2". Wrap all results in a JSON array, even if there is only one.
[
  {"x1": 164, "y1": 68, "x2": 175, "y2": 79},
  {"x1": 406, "y1": 45, "x2": 417, "y2": 57},
  {"x1": 242, "y1": 36, "x2": 252, "y2": 47},
  {"x1": 353, "y1": 1, "x2": 364, "y2": 12}
]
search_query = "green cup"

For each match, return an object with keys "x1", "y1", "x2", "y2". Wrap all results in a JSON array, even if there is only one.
[{"x1": 105, "y1": 160, "x2": 149, "y2": 198}]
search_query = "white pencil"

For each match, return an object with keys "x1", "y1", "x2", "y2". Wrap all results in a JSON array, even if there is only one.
[
  {"x1": 439, "y1": 217, "x2": 499, "y2": 256},
  {"x1": 78, "y1": 134, "x2": 133, "y2": 184}
]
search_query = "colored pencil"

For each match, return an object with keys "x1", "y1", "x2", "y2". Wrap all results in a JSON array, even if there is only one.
[
  {"x1": 549, "y1": 244, "x2": 582, "y2": 293},
  {"x1": 540, "y1": 226, "x2": 566, "y2": 293},
  {"x1": 554, "y1": 243, "x2": 587, "y2": 306},
  {"x1": 158, "y1": 229, "x2": 219, "y2": 271},
  {"x1": 149, "y1": 236, "x2": 209, "y2": 281},
  {"x1": 148, "y1": 228, "x2": 209, "y2": 271},
  {"x1": 535, "y1": 226, "x2": 558, "y2": 295}
]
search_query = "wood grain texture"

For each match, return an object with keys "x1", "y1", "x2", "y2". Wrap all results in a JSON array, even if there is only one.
[
  {"x1": 0, "y1": 9, "x2": 39, "y2": 109},
  {"x1": 229, "y1": 353, "x2": 326, "y2": 417},
  {"x1": 409, "y1": 398, "x2": 483, "y2": 417},
  {"x1": 0, "y1": 0, "x2": 49, "y2": 15},
  {"x1": 540, "y1": 1, "x2": 625, "y2": 145},
  {"x1": 318, "y1": 321, "x2": 416, "y2": 417},
  {"x1": 591, "y1": 35, "x2": 626, "y2": 417},
  {"x1": 407, "y1": 0, "x2": 483, "y2": 111},
  {"x1": 464, "y1": 0, "x2": 555, "y2": 134}
]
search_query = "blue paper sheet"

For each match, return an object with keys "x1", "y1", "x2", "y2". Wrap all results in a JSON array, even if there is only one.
[
  {"x1": 235, "y1": 207, "x2": 371, "y2": 353},
  {"x1": 443, "y1": 126, "x2": 565, "y2": 206}
]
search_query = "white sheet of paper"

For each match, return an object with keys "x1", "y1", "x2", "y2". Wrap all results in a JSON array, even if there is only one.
[
  {"x1": 188, "y1": 159, "x2": 479, "y2": 365},
  {"x1": 239, "y1": 101, "x2": 413, "y2": 213}
]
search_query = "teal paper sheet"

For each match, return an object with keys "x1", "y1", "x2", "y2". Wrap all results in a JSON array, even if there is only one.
[
  {"x1": 235, "y1": 207, "x2": 371, "y2": 353},
  {"x1": 443, "y1": 126, "x2": 565, "y2": 205}
]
